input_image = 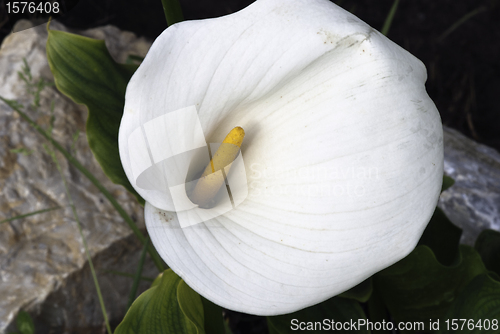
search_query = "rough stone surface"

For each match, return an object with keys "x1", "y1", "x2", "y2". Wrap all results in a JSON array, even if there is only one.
[
  {"x1": 439, "y1": 126, "x2": 500, "y2": 245},
  {"x1": 1, "y1": 19, "x2": 499, "y2": 334},
  {"x1": 0, "y1": 20, "x2": 156, "y2": 334}
]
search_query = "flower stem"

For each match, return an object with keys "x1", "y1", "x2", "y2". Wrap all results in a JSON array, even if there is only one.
[
  {"x1": 381, "y1": 0, "x2": 400, "y2": 36},
  {"x1": 160, "y1": 0, "x2": 184, "y2": 26},
  {"x1": 127, "y1": 238, "x2": 150, "y2": 310},
  {"x1": 437, "y1": 6, "x2": 487, "y2": 43}
]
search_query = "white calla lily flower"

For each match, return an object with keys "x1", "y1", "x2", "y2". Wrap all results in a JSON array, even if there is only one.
[{"x1": 118, "y1": 0, "x2": 443, "y2": 315}]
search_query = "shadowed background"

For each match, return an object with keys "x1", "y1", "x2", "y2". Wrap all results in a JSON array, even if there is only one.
[
  {"x1": 1, "y1": 0, "x2": 499, "y2": 152},
  {"x1": 0, "y1": 1, "x2": 499, "y2": 333}
]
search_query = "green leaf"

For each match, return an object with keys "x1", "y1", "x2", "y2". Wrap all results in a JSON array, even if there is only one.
[
  {"x1": 177, "y1": 281, "x2": 205, "y2": 331},
  {"x1": 338, "y1": 277, "x2": 373, "y2": 303},
  {"x1": 46, "y1": 28, "x2": 143, "y2": 204},
  {"x1": 115, "y1": 269, "x2": 204, "y2": 334},
  {"x1": 267, "y1": 297, "x2": 369, "y2": 334},
  {"x1": 441, "y1": 175, "x2": 455, "y2": 192},
  {"x1": 200, "y1": 297, "x2": 225, "y2": 334},
  {"x1": 16, "y1": 311, "x2": 34, "y2": 334},
  {"x1": 366, "y1": 287, "x2": 391, "y2": 334},
  {"x1": 475, "y1": 229, "x2": 500, "y2": 277},
  {"x1": 418, "y1": 207, "x2": 462, "y2": 265},
  {"x1": 151, "y1": 272, "x2": 164, "y2": 288},
  {"x1": 375, "y1": 245, "x2": 487, "y2": 326},
  {"x1": 439, "y1": 274, "x2": 500, "y2": 334}
]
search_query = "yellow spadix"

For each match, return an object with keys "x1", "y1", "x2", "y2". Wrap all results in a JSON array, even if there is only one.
[{"x1": 189, "y1": 126, "x2": 245, "y2": 207}]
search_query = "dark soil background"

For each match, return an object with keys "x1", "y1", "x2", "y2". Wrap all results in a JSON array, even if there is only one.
[{"x1": 0, "y1": 0, "x2": 499, "y2": 333}]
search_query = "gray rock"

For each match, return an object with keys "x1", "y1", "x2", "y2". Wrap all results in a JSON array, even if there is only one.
[
  {"x1": 439, "y1": 126, "x2": 500, "y2": 245},
  {"x1": 1, "y1": 19, "x2": 499, "y2": 334},
  {"x1": 0, "y1": 20, "x2": 157, "y2": 334}
]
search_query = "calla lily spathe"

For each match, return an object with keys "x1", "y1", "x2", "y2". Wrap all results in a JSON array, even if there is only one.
[{"x1": 118, "y1": 0, "x2": 443, "y2": 315}]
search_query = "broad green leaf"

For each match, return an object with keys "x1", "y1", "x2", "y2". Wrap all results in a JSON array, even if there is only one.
[
  {"x1": 441, "y1": 175, "x2": 455, "y2": 192},
  {"x1": 151, "y1": 272, "x2": 164, "y2": 288},
  {"x1": 200, "y1": 297, "x2": 225, "y2": 334},
  {"x1": 418, "y1": 207, "x2": 462, "y2": 265},
  {"x1": 338, "y1": 277, "x2": 373, "y2": 303},
  {"x1": 16, "y1": 311, "x2": 34, "y2": 334},
  {"x1": 177, "y1": 281, "x2": 205, "y2": 331},
  {"x1": 439, "y1": 274, "x2": 500, "y2": 334},
  {"x1": 267, "y1": 297, "x2": 369, "y2": 334},
  {"x1": 46, "y1": 28, "x2": 143, "y2": 204},
  {"x1": 375, "y1": 245, "x2": 487, "y2": 326},
  {"x1": 114, "y1": 269, "x2": 204, "y2": 334},
  {"x1": 475, "y1": 229, "x2": 500, "y2": 277},
  {"x1": 366, "y1": 288, "x2": 391, "y2": 334}
]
